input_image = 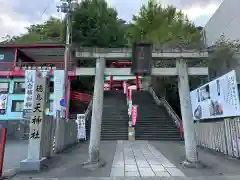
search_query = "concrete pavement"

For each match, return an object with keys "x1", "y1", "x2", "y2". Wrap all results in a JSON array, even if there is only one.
[
  {"x1": 151, "y1": 141, "x2": 240, "y2": 177},
  {"x1": 9, "y1": 176, "x2": 240, "y2": 180},
  {"x1": 3, "y1": 140, "x2": 28, "y2": 175},
  {"x1": 8, "y1": 140, "x2": 240, "y2": 180},
  {"x1": 111, "y1": 140, "x2": 184, "y2": 177}
]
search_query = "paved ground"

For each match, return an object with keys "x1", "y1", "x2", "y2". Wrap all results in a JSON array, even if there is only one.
[
  {"x1": 111, "y1": 140, "x2": 184, "y2": 177},
  {"x1": 9, "y1": 176, "x2": 240, "y2": 180},
  {"x1": 151, "y1": 141, "x2": 240, "y2": 177},
  {"x1": 3, "y1": 140, "x2": 28, "y2": 174},
  {"x1": 9, "y1": 140, "x2": 240, "y2": 180},
  {"x1": 13, "y1": 141, "x2": 117, "y2": 178}
]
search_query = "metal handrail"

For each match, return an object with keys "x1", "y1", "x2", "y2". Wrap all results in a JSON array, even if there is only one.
[
  {"x1": 84, "y1": 100, "x2": 93, "y2": 121},
  {"x1": 161, "y1": 98, "x2": 181, "y2": 128},
  {"x1": 148, "y1": 87, "x2": 181, "y2": 128}
]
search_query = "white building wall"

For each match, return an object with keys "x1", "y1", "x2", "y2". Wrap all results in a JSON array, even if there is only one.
[{"x1": 204, "y1": 0, "x2": 240, "y2": 47}]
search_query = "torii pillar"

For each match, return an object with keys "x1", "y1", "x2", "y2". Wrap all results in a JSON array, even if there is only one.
[
  {"x1": 176, "y1": 59, "x2": 202, "y2": 167},
  {"x1": 84, "y1": 58, "x2": 105, "y2": 168}
]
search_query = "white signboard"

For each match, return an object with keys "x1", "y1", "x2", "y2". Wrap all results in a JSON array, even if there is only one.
[
  {"x1": 23, "y1": 70, "x2": 36, "y2": 110},
  {"x1": 0, "y1": 94, "x2": 8, "y2": 109},
  {"x1": 191, "y1": 70, "x2": 240, "y2": 120},
  {"x1": 76, "y1": 114, "x2": 86, "y2": 140},
  {"x1": 53, "y1": 70, "x2": 65, "y2": 116}
]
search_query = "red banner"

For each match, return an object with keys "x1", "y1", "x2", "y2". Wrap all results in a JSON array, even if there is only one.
[
  {"x1": 132, "y1": 105, "x2": 138, "y2": 126},
  {"x1": 71, "y1": 91, "x2": 92, "y2": 102},
  {"x1": 129, "y1": 89, "x2": 132, "y2": 101}
]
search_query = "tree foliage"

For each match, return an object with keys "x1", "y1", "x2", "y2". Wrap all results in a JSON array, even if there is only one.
[
  {"x1": 2, "y1": 0, "x2": 127, "y2": 47},
  {"x1": 211, "y1": 34, "x2": 240, "y2": 59},
  {"x1": 2, "y1": 17, "x2": 65, "y2": 44},
  {"x1": 72, "y1": 0, "x2": 127, "y2": 47},
  {"x1": 128, "y1": 0, "x2": 202, "y2": 49}
]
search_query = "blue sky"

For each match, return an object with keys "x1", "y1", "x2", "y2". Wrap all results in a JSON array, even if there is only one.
[{"x1": 0, "y1": 0, "x2": 223, "y2": 41}]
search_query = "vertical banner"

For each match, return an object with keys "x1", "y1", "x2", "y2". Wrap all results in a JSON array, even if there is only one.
[
  {"x1": 28, "y1": 70, "x2": 47, "y2": 160},
  {"x1": 128, "y1": 101, "x2": 132, "y2": 116},
  {"x1": 53, "y1": 70, "x2": 65, "y2": 117},
  {"x1": 76, "y1": 114, "x2": 86, "y2": 140},
  {"x1": 126, "y1": 85, "x2": 129, "y2": 101},
  {"x1": 129, "y1": 89, "x2": 132, "y2": 101},
  {"x1": 23, "y1": 70, "x2": 36, "y2": 120},
  {"x1": 123, "y1": 81, "x2": 126, "y2": 94},
  {"x1": 132, "y1": 105, "x2": 138, "y2": 126},
  {"x1": 128, "y1": 89, "x2": 133, "y2": 116}
]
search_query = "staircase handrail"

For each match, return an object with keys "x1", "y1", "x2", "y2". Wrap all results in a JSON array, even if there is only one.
[
  {"x1": 85, "y1": 100, "x2": 93, "y2": 121},
  {"x1": 148, "y1": 87, "x2": 181, "y2": 128}
]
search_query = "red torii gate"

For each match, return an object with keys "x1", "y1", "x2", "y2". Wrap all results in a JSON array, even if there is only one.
[{"x1": 109, "y1": 61, "x2": 140, "y2": 90}]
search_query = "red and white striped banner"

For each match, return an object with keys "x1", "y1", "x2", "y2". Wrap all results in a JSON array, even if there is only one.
[{"x1": 132, "y1": 105, "x2": 138, "y2": 126}]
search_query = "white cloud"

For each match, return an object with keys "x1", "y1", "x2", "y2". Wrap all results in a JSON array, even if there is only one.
[
  {"x1": 0, "y1": 1, "x2": 30, "y2": 40},
  {"x1": 0, "y1": 0, "x2": 222, "y2": 41},
  {"x1": 182, "y1": 3, "x2": 220, "y2": 21}
]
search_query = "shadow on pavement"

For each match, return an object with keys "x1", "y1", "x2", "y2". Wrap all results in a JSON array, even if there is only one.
[
  {"x1": 150, "y1": 141, "x2": 240, "y2": 177},
  {"x1": 11, "y1": 141, "x2": 117, "y2": 179}
]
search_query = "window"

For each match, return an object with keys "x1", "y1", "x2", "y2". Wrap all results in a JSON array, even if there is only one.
[
  {"x1": 0, "y1": 82, "x2": 9, "y2": 93},
  {"x1": 14, "y1": 82, "x2": 25, "y2": 93},
  {"x1": 49, "y1": 101, "x2": 53, "y2": 113},
  {"x1": 11, "y1": 100, "x2": 24, "y2": 112}
]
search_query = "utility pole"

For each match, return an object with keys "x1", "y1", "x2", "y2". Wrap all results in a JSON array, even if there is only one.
[{"x1": 57, "y1": 0, "x2": 77, "y2": 118}]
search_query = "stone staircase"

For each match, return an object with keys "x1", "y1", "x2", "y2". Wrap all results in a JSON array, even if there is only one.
[
  {"x1": 101, "y1": 90, "x2": 128, "y2": 140},
  {"x1": 132, "y1": 91, "x2": 181, "y2": 140}
]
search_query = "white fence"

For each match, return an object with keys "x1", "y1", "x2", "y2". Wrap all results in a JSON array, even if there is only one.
[{"x1": 196, "y1": 118, "x2": 240, "y2": 158}]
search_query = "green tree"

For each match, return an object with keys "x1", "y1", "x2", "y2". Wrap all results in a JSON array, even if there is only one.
[
  {"x1": 128, "y1": 0, "x2": 202, "y2": 49},
  {"x1": 3, "y1": 17, "x2": 65, "y2": 44},
  {"x1": 72, "y1": 0, "x2": 127, "y2": 47}
]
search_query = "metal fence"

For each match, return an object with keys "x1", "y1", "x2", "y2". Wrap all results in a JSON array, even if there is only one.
[{"x1": 195, "y1": 118, "x2": 240, "y2": 158}]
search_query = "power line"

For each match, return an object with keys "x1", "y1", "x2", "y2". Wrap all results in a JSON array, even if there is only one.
[{"x1": 40, "y1": 0, "x2": 56, "y2": 19}]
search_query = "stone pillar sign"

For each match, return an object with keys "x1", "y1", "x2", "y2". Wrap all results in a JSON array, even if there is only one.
[{"x1": 20, "y1": 70, "x2": 48, "y2": 171}]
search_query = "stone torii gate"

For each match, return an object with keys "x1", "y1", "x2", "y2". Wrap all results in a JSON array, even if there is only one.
[{"x1": 75, "y1": 48, "x2": 208, "y2": 168}]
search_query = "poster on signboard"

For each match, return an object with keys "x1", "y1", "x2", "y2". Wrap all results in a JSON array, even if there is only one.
[
  {"x1": 0, "y1": 94, "x2": 8, "y2": 109},
  {"x1": 190, "y1": 70, "x2": 240, "y2": 120}
]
